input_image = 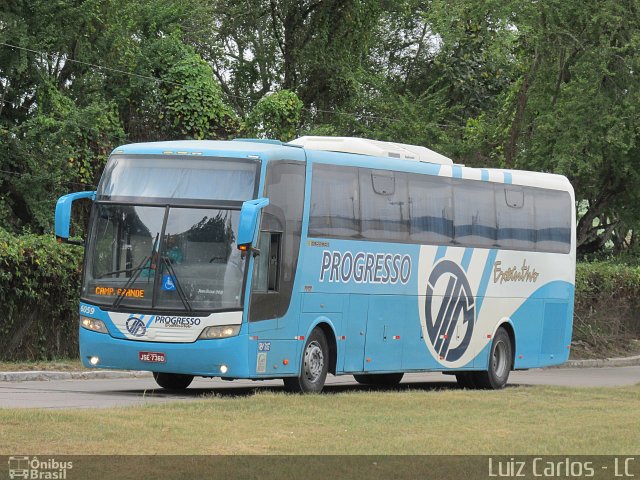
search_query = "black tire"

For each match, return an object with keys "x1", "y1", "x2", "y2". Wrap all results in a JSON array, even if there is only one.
[
  {"x1": 454, "y1": 372, "x2": 477, "y2": 389},
  {"x1": 353, "y1": 373, "x2": 404, "y2": 386},
  {"x1": 471, "y1": 327, "x2": 513, "y2": 389},
  {"x1": 153, "y1": 372, "x2": 194, "y2": 390},
  {"x1": 283, "y1": 328, "x2": 329, "y2": 393}
]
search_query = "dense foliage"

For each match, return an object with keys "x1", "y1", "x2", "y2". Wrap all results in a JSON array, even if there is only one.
[
  {"x1": 574, "y1": 261, "x2": 640, "y2": 355},
  {"x1": 0, "y1": 230, "x2": 82, "y2": 360}
]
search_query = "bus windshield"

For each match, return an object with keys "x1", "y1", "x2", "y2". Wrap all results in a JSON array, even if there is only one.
[{"x1": 82, "y1": 204, "x2": 246, "y2": 312}]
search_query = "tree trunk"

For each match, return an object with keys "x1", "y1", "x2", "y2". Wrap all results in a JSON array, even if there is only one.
[{"x1": 504, "y1": 50, "x2": 541, "y2": 166}]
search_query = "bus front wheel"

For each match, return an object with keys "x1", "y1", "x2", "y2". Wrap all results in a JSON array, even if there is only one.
[
  {"x1": 153, "y1": 372, "x2": 194, "y2": 390},
  {"x1": 283, "y1": 328, "x2": 329, "y2": 394}
]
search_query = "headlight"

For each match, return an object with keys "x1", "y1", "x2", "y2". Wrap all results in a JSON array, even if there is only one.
[
  {"x1": 199, "y1": 325, "x2": 241, "y2": 340},
  {"x1": 80, "y1": 316, "x2": 108, "y2": 334}
]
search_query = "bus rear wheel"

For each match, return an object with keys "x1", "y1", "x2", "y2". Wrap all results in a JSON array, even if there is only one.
[
  {"x1": 153, "y1": 372, "x2": 194, "y2": 390},
  {"x1": 283, "y1": 328, "x2": 329, "y2": 394},
  {"x1": 353, "y1": 373, "x2": 404, "y2": 386},
  {"x1": 471, "y1": 327, "x2": 513, "y2": 389}
]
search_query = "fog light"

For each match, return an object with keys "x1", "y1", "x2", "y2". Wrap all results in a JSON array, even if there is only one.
[
  {"x1": 89, "y1": 356, "x2": 100, "y2": 366},
  {"x1": 220, "y1": 365, "x2": 228, "y2": 374}
]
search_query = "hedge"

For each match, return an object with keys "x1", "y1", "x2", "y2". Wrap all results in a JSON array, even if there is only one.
[
  {"x1": 0, "y1": 230, "x2": 83, "y2": 360},
  {"x1": 0, "y1": 230, "x2": 639, "y2": 361},
  {"x1": 574, "y1": 261, "x2": 640, "y2": 343}
]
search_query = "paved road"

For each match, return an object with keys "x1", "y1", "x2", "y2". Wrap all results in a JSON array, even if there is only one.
[{"x1": 0, "y1": 366, "x2": 637, "y2": 409}]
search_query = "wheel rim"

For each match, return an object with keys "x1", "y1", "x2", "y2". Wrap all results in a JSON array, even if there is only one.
[
  {"x1": 492, "y1": 340, "x2": 508, "y2": 378},
  {"x1": 303, "y1": 341, "x2": 324, "y2": 383}
]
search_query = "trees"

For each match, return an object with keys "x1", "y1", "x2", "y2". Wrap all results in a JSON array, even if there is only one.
[
  {"x1": 497, "y1": 0, "x2": 640, "y2": 253},
  {"x1": 1, "y1": 0, "x2": 639, "y2": 256},
  {"x1": 0, "y1": 0, "x2": 239, "y2": 232},
  {"x1": 244, "y1": 90, "x2": 303, "y2": 141}
]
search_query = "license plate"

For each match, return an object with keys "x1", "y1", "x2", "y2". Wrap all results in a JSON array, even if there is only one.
[{"x1": 139, "y1": 351, "x2": 166, "y2": 363}]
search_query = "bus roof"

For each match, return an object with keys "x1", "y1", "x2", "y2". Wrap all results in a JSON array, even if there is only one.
[
  {"x1": 111, "y1": 137, "x2": 572, "y2": 193},
  {"x1": 110, "y1": 139, "x2": 305, "y2": 162}
]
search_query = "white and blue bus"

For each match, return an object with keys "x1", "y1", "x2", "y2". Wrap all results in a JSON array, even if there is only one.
[{"x1": 55, "y1": 136, "x2": 575, "y2": 392}]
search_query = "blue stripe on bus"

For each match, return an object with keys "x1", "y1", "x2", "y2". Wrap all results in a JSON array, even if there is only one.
[
  {"x1": 475, "y1": 249, "x2": 498, "y2": 315},
  {"x1": 481, "y1": 169, "x2": 489, "y2": 181},
  {"x1": 504, "y1": 172, "x2": 512, "y2": 184},
  {"x1": 461, "y1": 248, "x2": 474, "y2": 272},
  {"x1": 452, "y1": 165, "x2": 462, "y2": 178},
  {"x1": 434, "y1": 245, "x2": 447, "y2": 263}
]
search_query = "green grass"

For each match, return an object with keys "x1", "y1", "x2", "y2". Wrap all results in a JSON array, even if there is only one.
[
  {"x1": 0, "y1": 359, "x2": 86, "y2": 372},
  {"x1": 0, "y1": 384, "x2": 638, "y2": 455}
]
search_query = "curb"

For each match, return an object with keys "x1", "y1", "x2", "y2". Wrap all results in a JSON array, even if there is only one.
[
  {"x1": 549, "y1": 354, "x2": 640, "y2": 369},
  {"x1": 0, "y1": 370, "x2": 152, "y2": 382}
]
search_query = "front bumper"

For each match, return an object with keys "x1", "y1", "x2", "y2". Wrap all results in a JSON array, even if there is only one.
[{"x1": 79, "y1": 327, "x2": 251, "y2": 377}]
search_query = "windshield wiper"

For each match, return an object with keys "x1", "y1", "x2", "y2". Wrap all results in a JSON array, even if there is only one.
[
  {"x1": 160, "y1": 255, "x2": 193, "y2": 313},
  {"x1": 111, "y1": 255, "x2": 151, "y2": 309}
]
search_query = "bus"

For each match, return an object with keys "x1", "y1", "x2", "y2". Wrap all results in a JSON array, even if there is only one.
[{"x1": 55, "y1": 136, "x2": 576, "y2": 393}]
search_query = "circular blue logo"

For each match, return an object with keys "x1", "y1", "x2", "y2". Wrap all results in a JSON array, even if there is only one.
[
  {"x1": 425, "y1": 260, "x2": 475, "y2": 362},
  {"x1": 126, "y1": 317, "x2": 147, "y2": 337}
]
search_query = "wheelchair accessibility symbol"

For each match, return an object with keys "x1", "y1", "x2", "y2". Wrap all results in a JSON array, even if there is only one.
[{"x1": 162, "y1": 274, "x2": 176, "y2": 291}]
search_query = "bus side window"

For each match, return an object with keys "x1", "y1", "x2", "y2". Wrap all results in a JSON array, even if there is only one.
[
  {"x1": 496, "y1": 187, "x2": 535, "y2": 251},
  {"x1": 453, "y1": 181, "x2": 497, "y2": 248},
  {"x1": 408, "y1": 176, "x2": 453, "y2": 244},
  {"x1": 252, "y1": 231, "x2": 281, "y2": 293},
  {"x1": 309, "y1": 164, "x2": 360, "y2": 238},
  {"x1": 534, "y1": 190, "x2": 572, "y2": 253},
  {"x1": 360, "y1": 169, "x2": 409, "y2": 241}
]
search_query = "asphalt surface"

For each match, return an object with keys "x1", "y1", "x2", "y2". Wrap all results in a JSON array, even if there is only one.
[{"x1": 0, "y1": 366, "x2": 638, "y2": 409}]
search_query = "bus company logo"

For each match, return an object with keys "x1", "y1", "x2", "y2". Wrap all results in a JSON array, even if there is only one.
[
  {"x1": 319, "y1": 250, "x2": 412, "y2": 285},
  {"x1": 425, "y1": 260, "x2": 475, "y2": 363},
  {"x1": 126, "y1": 316, "x2": 146, "y2": 337},
  {"x1": 154, "y1": 316, "x2": 201, "y2": 329}
]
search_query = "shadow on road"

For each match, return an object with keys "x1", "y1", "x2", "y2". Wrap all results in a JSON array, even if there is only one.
[{"x1": 105, "y1": 378, "x2": 530, "y2": 400}]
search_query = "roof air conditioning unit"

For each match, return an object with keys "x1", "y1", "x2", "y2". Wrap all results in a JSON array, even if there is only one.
[{"x1": 288, "y1": 136, "x2": 453, "y2": 166}]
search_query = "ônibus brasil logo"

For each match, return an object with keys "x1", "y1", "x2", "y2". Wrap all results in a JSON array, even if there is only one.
[
  {"x1": 425, "y1": 260, "x2": 475, "y2": 363},
  {"x1": 126, "y1": 316, "x2": 146, "y2": 337},
  {"x1": 8, "y1": 456, "x2": 73, "y2": 480}
]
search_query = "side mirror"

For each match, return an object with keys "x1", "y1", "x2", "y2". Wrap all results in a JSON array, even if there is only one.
[
  {"x1": 55, "y1": 191, "x2": 96, "y2": 245},
  {"x1": 237, "y1": 197, "x2": 270, "y2": 252}
]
